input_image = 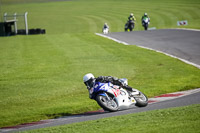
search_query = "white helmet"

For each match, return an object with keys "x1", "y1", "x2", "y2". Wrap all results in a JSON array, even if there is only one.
[
  {"x1": 144, "y1": 13, "x2": 147, "y2": 16},
  {"x1": 83, "y1": 73, "x2": 95, "y2": 88},
  {"x1": 83, "y1": 73, "x2": 94, "y2": 82},
  {"x1": 130, "y1": 13, "x2": 133, "y2": 16}
]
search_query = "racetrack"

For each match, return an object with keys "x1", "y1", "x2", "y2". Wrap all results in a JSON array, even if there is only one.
[
  {"x1": 98, "y1": 29, "x2": 200, "y2": 68},
  {"x1": 1, "y1": 29, "x2": 200, "y2": 133},
  {"x1": 1, "y1": 89, "x2": 200, "y2": 133}
]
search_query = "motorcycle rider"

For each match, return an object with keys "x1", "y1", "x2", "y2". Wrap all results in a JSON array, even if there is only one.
[
  {"x1": 103, "y1": 23, "x2": 109, "y2": 29},
  {"x1": 141, "y1": 13, "x2": 150, "y2": 25},
  {"x1": 102, "y1": 22, "x2": 109, "y2": 34},
  {"x1": 126, "y1": 13, "x2": 136, "y2": 31},
  {"x1": 128, "y1": 13, "x2": 136, "y2": 22},
  {"x1": 83, "y1": 73, "x2": 133, "y2": 99}
]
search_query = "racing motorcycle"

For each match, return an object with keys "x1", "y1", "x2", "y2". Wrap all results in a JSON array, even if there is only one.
[
  {"x1": 125, "y1": 20, "x2": 135, "y2": 32},
  {"x1": 91, "y1": 78, "x2": 148, "y2": 112},
  {"x1": 102, "y1": 27, "x2": 109, "y2": 34},
  {"x1": 142, "y1": 17, "x2": 150, "y2": 30}
]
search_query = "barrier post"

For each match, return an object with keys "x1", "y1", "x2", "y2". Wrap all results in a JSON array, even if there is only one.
[{"x1": 25, "y1": 12, "x2": 28, "y2": 35}]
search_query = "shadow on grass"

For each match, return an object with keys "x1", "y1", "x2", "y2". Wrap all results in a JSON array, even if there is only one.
[{"x1": 43, "y1": 109, "x2": 106, "y2": 119}]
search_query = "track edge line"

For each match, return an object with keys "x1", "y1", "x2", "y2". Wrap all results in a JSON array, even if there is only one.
[{"x1": 95, "y1": 32, "x2": 200, "y2": 69}]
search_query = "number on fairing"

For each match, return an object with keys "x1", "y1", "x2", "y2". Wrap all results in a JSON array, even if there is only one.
[{"x1": 112, "y1": 89, "x2": 121, "y2": 97}]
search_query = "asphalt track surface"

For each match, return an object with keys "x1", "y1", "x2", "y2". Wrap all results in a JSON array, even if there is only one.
[
  {"x1": 2, "y1": 90, "x2": 200, "y2": 133},
  {"x1": 1, "y1": 29, "x2": 200, "y2": 132},
  {"x1": 103, "y1": 29, "x2": 200, "y2": 68}
]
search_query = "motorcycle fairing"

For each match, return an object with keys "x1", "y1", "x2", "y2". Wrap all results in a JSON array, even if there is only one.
[
  {"x1": 92, "y1": 82, "x2": 136, "y2": 109},
  {"x1": 91, "y1": 82, "x2": 114, "y2": 99}
]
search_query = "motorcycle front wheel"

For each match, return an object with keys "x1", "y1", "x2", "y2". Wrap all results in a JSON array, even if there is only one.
[
  {"x1": 134, "y1": 92, "x2": 148, "y2": 107},
  {"x1": 96, "y1": 94, "x2": 118, "y2": 112},
  {"x1": 144, "y1": 24, "x2": 148, "y2": 30}
]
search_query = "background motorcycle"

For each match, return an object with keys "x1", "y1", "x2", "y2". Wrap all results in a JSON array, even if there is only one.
[
  {"x1": 125, "y1": 20, "x2": 135, "y2": 32},
  {"x1": 142, "y1": 17, "x2": 149, "y2": 30},
  {"x1": 90, "y1": 78, "x2": 148, "y2": 112},
  {"x1": 102, "y1": 27, "x2": 109, "y2": 34}
]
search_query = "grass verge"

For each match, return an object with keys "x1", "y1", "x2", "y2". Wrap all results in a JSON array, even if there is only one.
[
  {"x1": 0, "y1": 0, "x2": 200, "y2": 128},
  {"x1": 22, "y1": 104, "x2": 200, "y2": 133},
  {"x1": 0, "y1": 33, "x2": 200, "y2": 128}
]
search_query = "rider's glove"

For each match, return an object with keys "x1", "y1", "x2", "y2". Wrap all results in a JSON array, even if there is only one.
[{"x1": 119, "y1": 80, "x2": 125, "y2": 87}]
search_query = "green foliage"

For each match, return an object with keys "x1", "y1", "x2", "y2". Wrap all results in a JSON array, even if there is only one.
[{"x1": 0, "y1": 0, "x2": 200, "y2": 128}]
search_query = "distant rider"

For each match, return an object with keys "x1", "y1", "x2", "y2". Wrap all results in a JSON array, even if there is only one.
[
  {"x1": 83, "y1": 73, "x2": 133, "y2": 99},
  {"x1": 141, "y1": 13, "x2": 150, "y2": 25},
  {"x1": 126, "y1": 13, "x2": 136, "y2": 31},
  {"x1": 103, "y1": 23, "x2": 109, "y2": 29},
  {"x1": 102, "y1": 23, "x2": 109, "y2": 34},
  {"x1": 128, "y1": 13, "x2": 136, "y2": 23}
]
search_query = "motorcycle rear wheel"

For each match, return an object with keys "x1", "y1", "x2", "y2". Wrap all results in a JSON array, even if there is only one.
[
  {"x1": 134, "y1": 92, "x2": 148, "y2": 107},
  {"x1": 96, "y1": 94, "x2": 118, "y2": 112}
]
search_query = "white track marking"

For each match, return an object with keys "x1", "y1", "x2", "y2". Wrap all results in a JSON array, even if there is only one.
[
  {"x1": 174, "y1": 28, "x2": 200, "y2": 32},
  {"x1": 95, "y1": 32, "x2": 200, "y2": 69}
]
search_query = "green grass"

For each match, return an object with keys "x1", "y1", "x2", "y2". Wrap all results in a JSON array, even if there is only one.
[
  {"x1": 1, "y1": 0, "x2": 200, "y2": 32},
  {"x1": 0, "y1": 0, "x2": 200, "y2": 128},
  {"x1": 22, "y1": 104, "x2": 200, "y2": 133}
]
